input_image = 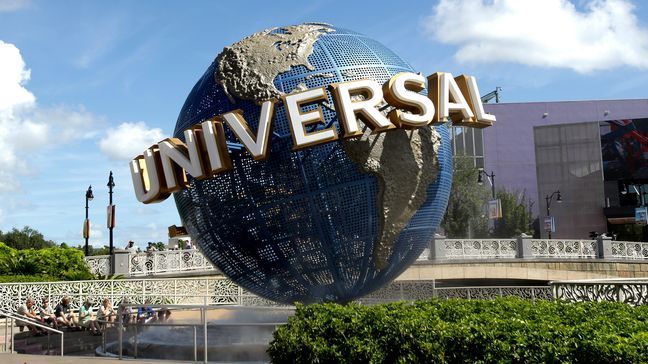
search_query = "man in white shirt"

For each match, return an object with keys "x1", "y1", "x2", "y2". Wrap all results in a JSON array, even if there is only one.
[{"x1": 16, "y1": 298, "x2": 44, "y2": 335}]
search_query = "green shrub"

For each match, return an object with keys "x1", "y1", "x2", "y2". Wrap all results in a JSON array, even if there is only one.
[
  {"x1": 268, "y1": 298, "x2": 648, "y2": 363},
  {"x1": 0, "y1": 242, "x2": 94, "y2": 281}
]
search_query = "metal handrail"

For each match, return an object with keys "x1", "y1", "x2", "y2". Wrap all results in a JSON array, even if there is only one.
[
  {"x1": 0, "y1": 308, "x2": 64, "y2": 356},
  {"x1": 107, "y1": 304, "x2": 290, "y2": 363}
]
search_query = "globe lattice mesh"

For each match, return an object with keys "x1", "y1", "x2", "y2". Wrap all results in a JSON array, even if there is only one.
[{"x1": 173, "y1": 25, "x2": 453, "y2": 304}]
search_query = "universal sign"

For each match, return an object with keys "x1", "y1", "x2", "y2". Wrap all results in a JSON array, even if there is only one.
[{"x1": 130, "y1": 72, "x2": 495, "y2": 204}]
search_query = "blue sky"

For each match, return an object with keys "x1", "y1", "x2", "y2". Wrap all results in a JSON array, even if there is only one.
[{"x1": 1, "y1": 0, "x2": 648, "y2": 250}]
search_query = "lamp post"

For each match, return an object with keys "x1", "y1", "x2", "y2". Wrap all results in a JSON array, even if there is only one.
[
  {"x1": 84, "y1": 185, "x2": 94, "y2": 256},
  {"x1": 545, "y1": 190, "x2": 562, "y2": 239},
  {"x1": 478, "y1": 169, "x2": 498, "y2": 234},
  {"x1": 107, "y1": 171, "x2": 115, "y2": 256},
  {"x1": 477, "y1": 169, "x2": 496, "y2": 199}
]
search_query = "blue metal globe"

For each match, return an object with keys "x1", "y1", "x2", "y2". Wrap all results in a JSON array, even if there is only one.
[{"x1": 173, "y1": 24, "x2": 452, "y2": 304}]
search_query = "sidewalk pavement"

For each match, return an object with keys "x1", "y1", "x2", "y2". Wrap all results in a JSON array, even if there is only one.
[{"x1": 0, "y1": 353, "x2": 195, "y2": 363}]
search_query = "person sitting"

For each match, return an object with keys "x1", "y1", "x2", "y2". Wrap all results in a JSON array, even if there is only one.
[
  {"x1": 137, "y1": 300, "x2": 156, "y2": 324},
  {"x1": 157, "y1": 306, "x2": 171, "y2": 322},
  {"x1": 39, "y1": 298, "x2": 58, "y2": 329},
  {"x1": 97, "y1": 298, "x2": 116, "y2": 328},
  {"x1": 79, "y1": 299, "x2": 101, "y2": 335},
  {"x1": 16, "y1": 298, "x2": 45, "y2": 335},
  {"x1": 55, "y1": 297, "x2": 78, "y2": 329},
  {"x1": 117, "y1": 298, "x2": 134, "y2": 325}
]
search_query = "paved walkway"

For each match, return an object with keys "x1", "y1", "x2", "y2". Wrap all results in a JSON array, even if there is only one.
[{"x1": 0, "y1": 353, "x2": 194, "y2": 363}]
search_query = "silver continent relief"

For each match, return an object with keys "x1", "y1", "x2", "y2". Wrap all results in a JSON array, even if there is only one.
[{"x1": 215, "y1": 23, "x2": 440, "y2": 269}]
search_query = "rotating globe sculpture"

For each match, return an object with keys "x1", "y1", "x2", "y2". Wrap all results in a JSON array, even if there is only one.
[{"x1": 173, "y1": 23, "x2": 453, "y2": 304}]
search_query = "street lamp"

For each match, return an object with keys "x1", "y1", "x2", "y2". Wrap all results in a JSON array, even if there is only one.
[
  {"x1": 107, "y1": 171, "x2": 115, "y2": 256},
  {"x1": 545, "y1": 190, "x2": 562, "y2": 239},
  {"x1": 477, "y1": 169, "x2": 496, "y2": 199},
  {"x1": 84, "y1": 185, "x2": 94, "y2": 256}
]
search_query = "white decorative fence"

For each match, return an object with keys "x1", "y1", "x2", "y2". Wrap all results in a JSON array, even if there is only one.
[
  {"x1": 85, "y1": 255, "x2": 111, "y2": 276},
  {"x1": 427, "y1": 237, "x2": 648, "y2": 261},
  {"x1": 610, "y1": 241, "x2": 648, "y2": 259},
  {"x1": 0, "y1": 276, "x2": 553, "y2": 314},
  {"x1": 85, "y1": 249, "x2": 217, "y2": 277},
  {"x1": 0, "y1": 277, "x2": 271, "y2": 313},
  {"x1": 86, "y1": 238, "x2": 648, "y2": 277},
  {"x1": 551, "y1": 279, "x2": 648, "y2": 306},
  {"x1": 442, "y1": 239, "x2": 518, "y2": 259},
  {"x1": 530, "y1": 239, "x2": 598, "y2": 258},
  {"x1": 128, "y1": 249, "x2": 217, "y2": 276}
]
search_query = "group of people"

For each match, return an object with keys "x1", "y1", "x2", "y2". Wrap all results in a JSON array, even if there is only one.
[
  {"x1": 17, "y1": 297, "x2": 117, "y2": 336},
  {"x1": 124, "y1": 240, "x2": 193, "y2": 253},
  {"x1": 16, "y1": 297, "x2": 171, "y2": 336}
]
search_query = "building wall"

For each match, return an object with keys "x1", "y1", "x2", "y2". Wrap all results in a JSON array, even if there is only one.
[
  {"x1": 483, "y1": 99, "x2": 648, "y2": 216},
  {"x1": 533, "y1": 122, "x2": 607, "y2": 239}
]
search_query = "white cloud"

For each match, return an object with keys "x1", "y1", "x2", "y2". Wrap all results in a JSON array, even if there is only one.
[
  {"x1": 99, "y1": 122, "x2": 164, "y2": 160},
  {"x1": 0, "y1": 0, "x2": 30, "y2": 12},
  {"x1": 425, "y1": 0, "x2": 648, "y2": 73},
  {"x1": 0, "y1": 40, "x2": 101, "y2": 193}
]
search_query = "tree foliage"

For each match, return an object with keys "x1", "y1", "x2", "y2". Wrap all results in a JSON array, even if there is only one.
[
  {"x1": 0, "y1": 242, "x2": 94, "y2": 281},
  {"x1": 441, "y1": 158, "x2": 490, "y2": 238},
  {"x1": 0, "y1": 226, "x2": 55, "y2": 250},
  {"x1": 492, "y1": 189, "x2": 535, "y2": 238}
]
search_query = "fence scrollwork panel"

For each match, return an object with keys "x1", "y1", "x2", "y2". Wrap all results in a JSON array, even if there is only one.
[
  {"x1": 530, "y1": 239, "x2": 597, "y2": 258},
  {"x1": 611, "y1": 241, "x2": 648, "y2": 259},
  {"x1": 443, "y1": 239, "x2": 517, "y2": 259}
]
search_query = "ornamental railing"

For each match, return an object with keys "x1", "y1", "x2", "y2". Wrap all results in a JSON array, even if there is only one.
[
  {"x1": 442, "y1": 239, "x2": 518, "y2": 259},
  {"x1": 530, "y1": 239, "x2": 598, "y2": 258},
  {"x1": 85, "y1": 249, "x2": 218, "y2": 277},
  {"x1": 551, "y1": 278, "x2": 648, "y2": 306},
  {"x1": 422, "y1": 236, "x2": 648, "y2": 261},
  {"x1": 85, "y1": 255, "x2": 111, "y2": 276},
  {"x1": 128, "y1": 249, "x2": 217, "y2": 277},
  {"x1": 0, "y1": 276, "x2": 553, "y2": 314},
  {"x1": 86, "y1": 238, "x2": 648, "y2": 278},
  {"x1": 610, "y1": 241, "x2": 648, "y2": 259},
  {"x1": 0, "y1": 277, "x2": 270, "y2": 313},
  {"x1": 358, "y1": 281, "x2": 552, "y2": 304}
]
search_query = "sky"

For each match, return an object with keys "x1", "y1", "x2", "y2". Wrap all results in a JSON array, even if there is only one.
[{"x1": 1, "y1": 0, "x2": 648, "y2": 250}]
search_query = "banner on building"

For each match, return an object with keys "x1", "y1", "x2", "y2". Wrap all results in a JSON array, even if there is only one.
[
  {"x1": 635, "y1": 207, "x2": 648, "y2": 225},
  {"x1": 488, "y1": 199, "x2": 502, "y2": 219},
  {"x1": 543, "y1": 216, "x2": 555, "y2": 233}
]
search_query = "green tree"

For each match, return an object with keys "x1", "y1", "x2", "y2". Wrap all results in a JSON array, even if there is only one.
[
  {"x1": 441, "y1": 158, "x2": 490, "y2": 238},
  {"x1": 0, "y1": 226, "x2": 55, "y2": 250},
  {"x1": 491, "y1": 189, "x2": 534, "y2": 238}
]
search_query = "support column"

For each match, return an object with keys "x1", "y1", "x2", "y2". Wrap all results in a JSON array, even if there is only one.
[
  {"x1": 596, "y1": 234, "x2": 613, "y2": 259},
  {"x1": 516, "y1": 233, "x2": 534, "y2": 259},
  {"x1": 428, "y1": 234, "x2": 446, "y2": 260},
  {"x1": 112, "y1": 249, "x2": 131, "y2": 277}
]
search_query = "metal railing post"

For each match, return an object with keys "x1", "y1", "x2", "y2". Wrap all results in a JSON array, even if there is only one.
[
  {"x1": 10, "y1": 319, "x2": 14, "y2": 353},
  {"x1": 118, "y1": 312, "x2": 123, "y2": 359},
  {"x1": 203, "y1": 306, "x2": 208, "y2": 363},
  {"x1": 193, "y1": 325, "x2": 197, "y2": 362},
  {"x1": 4, "y1": 317, "x2": 7, "y2": 352},
  {"x1": 60, "y1": 332, "x2": 64, "y2": 356}
]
